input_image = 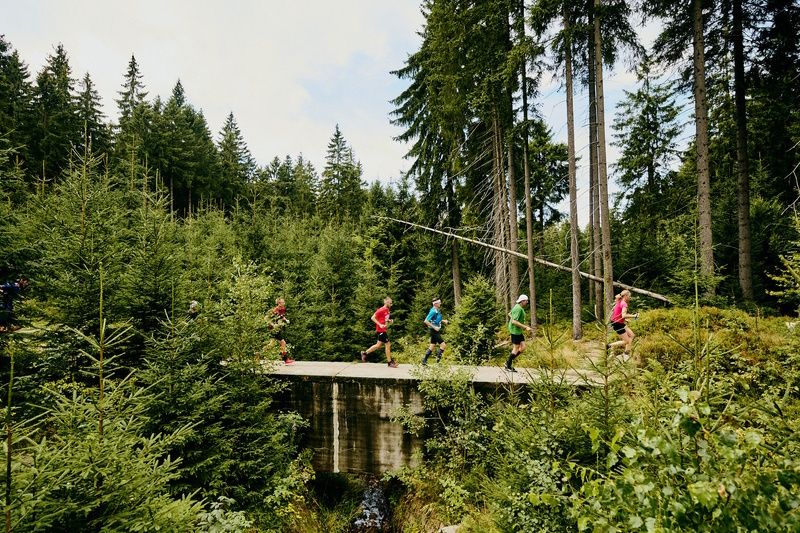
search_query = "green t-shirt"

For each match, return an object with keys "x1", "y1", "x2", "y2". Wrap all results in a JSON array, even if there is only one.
[{"x1": 508, "y1": 304, "x2": 526, "y2": 335}]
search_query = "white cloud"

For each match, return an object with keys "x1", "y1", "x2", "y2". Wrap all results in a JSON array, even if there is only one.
[{"x1": 3, "y1": 0, "x2": 424, "y2": 181}]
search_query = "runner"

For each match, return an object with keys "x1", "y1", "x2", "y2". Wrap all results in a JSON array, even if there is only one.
[
  {"x1": 422, "y1": 297, "x2": 448, "y2": 366},
  {"x1": 188, "y1": 300, "x2": 200, "y2": 319},
  {"x1": 268, "y1": 297, "x2": 293, "y2": 364},
  {"x1": 0, "y1": 278, "x2": 28, "y2": 332},
  {"x1": 360, "y1": 297, "x2": 398, "y2": 368},
  {"x1": 505, "y1": 294, "x2": 532, "y2": 373},
  {"x1": 609, "y1": 290, "x2": 638, "y2": 360}
]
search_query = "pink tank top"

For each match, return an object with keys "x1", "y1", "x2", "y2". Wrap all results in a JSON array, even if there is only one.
[{"x1": 611, "y1": 299, "x2": 627, "y2": 323}]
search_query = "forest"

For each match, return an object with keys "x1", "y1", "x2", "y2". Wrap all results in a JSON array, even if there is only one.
[{"x1": 1, "y1": 0, "x2": 799, "y2": 531}]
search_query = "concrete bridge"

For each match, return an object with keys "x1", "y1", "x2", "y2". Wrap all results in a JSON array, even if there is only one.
[{"x1": 269, "y1": 361, "x2": 598, "y2": 475}]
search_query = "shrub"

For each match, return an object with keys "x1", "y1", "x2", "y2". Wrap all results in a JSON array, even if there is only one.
[{"x1": 449, "y1": 276, "x2": 503, "y2": 364}]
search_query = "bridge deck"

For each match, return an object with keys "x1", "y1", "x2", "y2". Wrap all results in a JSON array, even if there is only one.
[{"x1": 268, "y1": 361, "x2": 604, "y2": 387}]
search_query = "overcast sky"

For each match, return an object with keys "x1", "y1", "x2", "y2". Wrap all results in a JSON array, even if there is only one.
[{"x1": 4, "y1": 1, "x2": 689, "y2": 224}]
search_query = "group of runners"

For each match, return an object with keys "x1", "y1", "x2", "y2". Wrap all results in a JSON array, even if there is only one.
[
  {"x1": 1, "y1": 276, "x2": 639, "y2": 365},
  {"x1": 266, "y1": 289, "x2": 639, "y2": 368}
]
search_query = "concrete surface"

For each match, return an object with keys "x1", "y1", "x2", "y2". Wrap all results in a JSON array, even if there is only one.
[
  {"x1": 269, "y1": 361, "x2": 603, "y2": 386},
  {"x1": 268, "y1": 361, "x2": 603, "y2": 475}
]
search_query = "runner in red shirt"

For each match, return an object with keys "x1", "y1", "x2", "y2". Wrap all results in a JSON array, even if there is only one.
[{"x1": 360, "y1": 297, "x2": 398, "y2": 368}]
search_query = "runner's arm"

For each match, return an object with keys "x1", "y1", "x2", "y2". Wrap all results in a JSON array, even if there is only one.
[
  {"x1": 371, "y1": 312, "x2": 384, "y2": 329},
  {"x1": 424, "y1": 319, "x2": 439, "y2": 331},
  {"x1": 510, "y1": 320, "x2": 531, "y2": 331},
  {"x1": 508, "y1": 313, "x2": 532, "y2": 331}
]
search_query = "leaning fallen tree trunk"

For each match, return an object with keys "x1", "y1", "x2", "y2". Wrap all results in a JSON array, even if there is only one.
[{"x1": 380, "y1": 216, "x2": 672, "y2": 305}]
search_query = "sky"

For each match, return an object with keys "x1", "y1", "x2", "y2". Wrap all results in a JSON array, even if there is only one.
[{"x1": 3, "y1": 1, "x2": 690, "y2": 224}]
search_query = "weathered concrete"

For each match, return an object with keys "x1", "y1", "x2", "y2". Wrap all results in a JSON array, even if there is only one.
[
  {"x1": 271, "y1": 361, "x2": 599, "y2": 385},
  {"x1": 269, "y1": 362, "x2": 602, "y2": 475}
]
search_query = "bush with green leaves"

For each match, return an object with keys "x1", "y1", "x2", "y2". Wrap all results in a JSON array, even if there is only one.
[
  {"x1": 5, "y1": 377, "x2": 204, "y2": 532},
  {"x1": 771, "y1": 214, "x2": 800, "y2": 314},
  {"x1": 140, "y1": 259, "x2": 311, "y2": 530},
  {"x1": 449, "y1": 275, "x2": 503, "y2": 364},
  {"x1": 391, "y1": 364, "x2": 494, "y2": 526},
  {"x1": 567, "y1": 379, "x2": 800, "y2": 532}
]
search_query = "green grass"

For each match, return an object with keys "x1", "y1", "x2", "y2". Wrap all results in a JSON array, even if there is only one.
[{"x1": 388, "y1": 306, "x2": 797, "y2": 372}]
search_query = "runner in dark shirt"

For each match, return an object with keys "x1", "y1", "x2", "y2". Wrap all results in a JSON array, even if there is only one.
[
  {"x1": 268, "y1": 298, "x2": 293, "y2": 364},
  {"x1": 0, "y1": 278, "x2": 28, "y2": 332}
]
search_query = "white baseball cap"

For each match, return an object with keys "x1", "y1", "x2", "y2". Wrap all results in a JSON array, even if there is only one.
[{"x1": 516, "y1": 294, "x2": 529, "y2": 303}]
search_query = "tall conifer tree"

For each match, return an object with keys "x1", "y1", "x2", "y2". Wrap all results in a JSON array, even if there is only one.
[
  {"x1": 76, "y1": 72, "x2": 109, "y2": 159},
  {"x1": 31, "y1": 43, "x2": 80, "y2": 186},
  {"x1": 0, "y1": 36, "x2": 33, "y2": 171},
  {"x1": 318, "y1": 125, "x2": 363, "y2": 220}
]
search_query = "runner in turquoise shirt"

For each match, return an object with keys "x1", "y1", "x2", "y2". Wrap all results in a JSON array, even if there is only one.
[{"x1": 422, "y1": 297, "x2": 448, "y2": 366}]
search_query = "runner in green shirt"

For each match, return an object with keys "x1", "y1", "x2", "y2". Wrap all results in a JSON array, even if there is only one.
[{"x1": 505, "y1": 294, "x2": 532, "y2": 372}]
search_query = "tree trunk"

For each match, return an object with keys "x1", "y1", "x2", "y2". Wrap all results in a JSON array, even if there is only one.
[
  {"x1": 693, "y1": 0, "x2": 715, "y2": 291},
  {"x1": 588, "y1": 11, "x2": 603, "y2": 321},
  {"x1": 446, "y1": 174, "x2": 462, "y2": 304},
  {"x1": 451, "y1": 241, "x2": 462, "y2": 305},
  {"x1": 506, "y1": 120, "x2": 521, "y2": 298},
  {"x1": 497, "y1": 121, "x2": 512, "y2": 311},
  {"x1": 493, "y1": 113, "x2": 510, "y2": 313},
  {"x1": 504, "y1": 13, "x2": 520, "y2": 301},
  {"x1": 594, "y1": 0, "x2": 615, "y2": 316},
  {"x1": 519, "y1": 0, "x2": 538, "y2": 333},
  {"x1": 733, "y1": 0, "x2": 753, "y2": 299},
  {"x1": 565, "y1": 13, "x2": 583, "y2": 340}
]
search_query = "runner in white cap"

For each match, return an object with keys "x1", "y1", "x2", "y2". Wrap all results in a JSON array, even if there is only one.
[{"x1": 505, "y1": 294, "x2": 532, "y2": 372}]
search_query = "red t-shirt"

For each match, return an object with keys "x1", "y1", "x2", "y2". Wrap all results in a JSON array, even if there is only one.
[
  {"x1": 374, "y1": 306, "x2": 390, "y2": 332},
  {"x1": 611, "y1": 299, "x2": 627, "y2": 324}
]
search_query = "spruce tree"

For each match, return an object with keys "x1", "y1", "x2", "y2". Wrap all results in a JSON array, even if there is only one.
[
  {"x1": 217, "y1": 112, "x2": 255, "y2": 206},
  {"x1": 115, "y1": 54, "x2": 148, "y2": 124},
  {"x1": 612, "y1": 58, "x2": 682, "y2": 197},
  {"x1": 317, "y1": 125, "x2": 364, "y2": 221},
  {"x1": 112, "y1": 55, "x2": 152, "y2": 192},
  {"x1": 30, "y1": 43, "x2": 80, "y2": 186},
  {"x1": 290, "y1": 155, "x2": 318, "y2": 214},
  {"x1": 0, "y1": 36, "x2": 33, "y2": 174},
  {"x1": 76, "y1": 72, "x2": 110, "y2": 159},
  {"x1": 155, "y1": 81, "x2": 219, "y2": 214}
]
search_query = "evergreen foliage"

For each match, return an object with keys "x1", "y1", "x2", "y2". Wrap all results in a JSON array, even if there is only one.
[
  {"x1": 318, "y1": 125, "x2": 364, "y2": 221},
  {"x1": 0, "y1": 11, "x2": 798, "y2": 528},
  {"x1": 449, "y1": 276, "x2": 503, "y2": 364}
]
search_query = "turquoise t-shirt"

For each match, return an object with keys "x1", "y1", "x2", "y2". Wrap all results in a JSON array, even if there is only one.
[
  {"x1": 508, "y1": 304, "x2": 526, "y2": 335},
  {"x1": 425, "y1": 307, "x2": 443, "y2": 328}
]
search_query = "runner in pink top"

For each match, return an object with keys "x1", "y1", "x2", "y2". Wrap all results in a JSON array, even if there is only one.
[
  {"x1": 360, "y1": 297, "x2": 398, "y2": 367},
  {"x1": 608, "y1": 290, "x2": 639, "y2": 360}
]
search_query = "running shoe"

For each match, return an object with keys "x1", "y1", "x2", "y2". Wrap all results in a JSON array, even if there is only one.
[
  {"x1": 504, "y1": 365, "x2": 517, "y2": 373},
  {"x1": 388, "y1": 361, "x2": 398, "y2": 368},
  {"x1": 360, "y1": 351, "x2": 367, "y2": 362},
  {"x1": 284, "y1": 358, "x2": 295, "y2": 365}
]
